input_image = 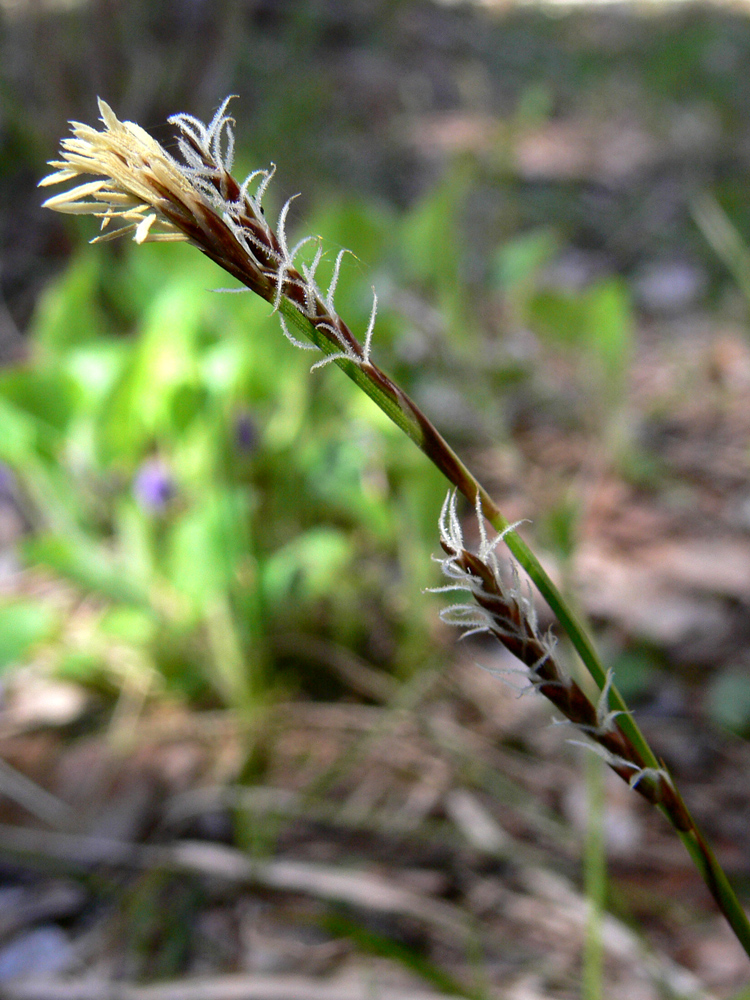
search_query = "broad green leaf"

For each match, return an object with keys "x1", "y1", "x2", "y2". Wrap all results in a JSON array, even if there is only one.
[
  {"x1": 0, "y1": 601, "x2": 57, "y2": 673},
  {"x1": 167, "y1": 489, "x2": 250, "y2": 605},
  {"x1": 708, "y1": 670, "x2": 750, "y2": 735},
  {"x1": 97, "y1": 279, "x2": 207, "y2": 460},
  {"x1": 400, "y1": 165, "x2": 473, "y2": 342},
  {"x1": 65, "y1": 342, "x2": 129, "y2": 411},
  {"x1": 0, "y1": 365, "x2": 78, "y2": 436},
  {"x1": 262, "y1": 526, "x2": 352, "y2": 606},
  {"x1": 98, "y1": 606, "x2": 158, "y2": 646},
  {"x1": 583, "y1": 278, "x2": 633, "y2": 385},
  {"x1": 24, "y1": 534, "x2": 148, "y2": 606},
  {"x1": 528, "y1": 277, "x2": 633, "y2": 389},
  {"x1": 31, "y1": 252, "x2": 106, "y2": 348},
  {"x1": 0, "y1": 396, "x2": 39, "y2": 465},
  {"x1": 493, "y1": 228, "x2": 559, "y2": 302}
]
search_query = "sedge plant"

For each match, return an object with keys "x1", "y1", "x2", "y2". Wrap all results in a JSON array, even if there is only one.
[{"x1": 40, "y1": 97, "x2": 750, "y2": 960}]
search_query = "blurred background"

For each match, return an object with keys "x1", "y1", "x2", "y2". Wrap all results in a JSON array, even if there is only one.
[{"x1": 1, "y1": 0, "x2": 750, "y2": 996}]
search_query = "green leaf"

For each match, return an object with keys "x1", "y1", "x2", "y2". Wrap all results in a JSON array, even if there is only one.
[
  {"x1": 0, "y1": 601, "x2": 57, "y2": 673},
  {"x1": 97, "y1": 279, "x2": 207, "y2": 460},
  {"x1": 528, "y1": 277, "x2": 633, "y2": 389},
  {"x1": 708, "y1": 669, "x2": 750, "y2": 735},
  {"x1": 30, "y1": 251, "x2": 106, "y2": 348},
  {"x1": 167, "y1": 489, "x2": 249, "y2": 605},
  {"x1": 493, "y1": 228, "x2": 559, "y2": 302},
  {"x1": 98, "y1": 606, "x2": 158, "y2": 646},
  {"x1": 0, "y1": 365, "x2": 78, "y2": 437},
  {"x1": 305, "y1": 198, "x2": 391, "y2": 275},
  {"x1": 65, "y1": 342, "x2": 129, "y2": 411},
  {"x1": 24, "y1": 534, "x2": 148, "y2": 606},
  {"x1": 400, "y1": 165, "x2": 473, "y2": 341},
  {"x1": 583, "y1": 278, "x2": 633, "y2": 385},
  {"x1": 0, "y1": 396, "x2": 40, "y2": 465},
  {"x1": 262, "y1": 527, "x2": 352, "y2": 606}
]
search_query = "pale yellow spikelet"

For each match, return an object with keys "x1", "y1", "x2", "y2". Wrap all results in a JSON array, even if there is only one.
[
  {"x1": 40, "y1": 98, "x2": 192, "y2": 244},
  {"x1": 43, "y1": 98, "x2": 378, "y2": 369}
]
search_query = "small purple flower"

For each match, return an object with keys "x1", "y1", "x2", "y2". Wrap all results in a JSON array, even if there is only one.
[
  {"x1": 234, "y1": 411, "x2": 258, "y2": 454},
  {"x1": 0, "y1": 464, "x2": 15, "y2": 501},
  {"x1": 133, "y1": 459, "x2": 174, "y2": 512}
]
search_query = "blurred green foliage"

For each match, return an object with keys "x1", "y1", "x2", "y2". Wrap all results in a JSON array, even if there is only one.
[
  {"x1": 708, "y1": 669, "x2": 750, "y2": 737},
  {"x1": 0, "y1": 136, "x2": 643, "y2": 718},
  {"x1": 495, "y1": 229, "x2": 634, "y2": 403},
  {"x1": 0, "y1": 205, "x2": 458, "y2": 712},
  {"x1": 1, "y1": 4, "x2": 750, "y2": 985}
]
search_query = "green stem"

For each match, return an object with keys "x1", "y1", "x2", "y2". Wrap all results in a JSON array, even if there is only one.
[
  {"x1": 280, "y1": 297, "x2": 655, "y2": 764},
  {"x1": 279, "y1": 297, "x2": 750, "y2": 961},
  {"x1": 676, "y1": 814, "x2": 750, "y2": 958},
  {"x1": 583, "y1": 752, "x2": 605, "y2": 1000}
]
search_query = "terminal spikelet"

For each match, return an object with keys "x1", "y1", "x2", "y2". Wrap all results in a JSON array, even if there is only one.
[{"x1": 41, "y1": 97, "x2": 376, "y2": 372}]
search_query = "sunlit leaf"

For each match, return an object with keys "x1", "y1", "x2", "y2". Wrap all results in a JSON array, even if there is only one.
[
  {"x1": 0, "y1": 602, "x2": 57, "y2": 673},
  {"x1": 262, "y1": 526, "x2": 353, "y2": 605}
]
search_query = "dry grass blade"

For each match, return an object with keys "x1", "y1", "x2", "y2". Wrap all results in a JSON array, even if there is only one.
[
  {"x1": 0, "y1": 825, "x2": 467, "y2": 938},
  {"x1": 0, "y1": 973, "x2": 457, "y2": 1000},
  {"x1": 444, "y1": 789, "x2": 511, "y2": 855},
  {"x1": 0, "y1": 757, "x2": 75, "y2": 829},
  {"x1": 512, "y1": 868, "x2": 718, "y2": 1000}
]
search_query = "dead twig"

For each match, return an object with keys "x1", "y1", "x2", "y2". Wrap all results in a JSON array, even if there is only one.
[
  {"x1": 0, "y1": 973, "x2": 460, "y2": 1000},
  {"x1": 0, "y1": 757, "x2": 75, "y2": 830},
  {"x1": 0, "y1": 825, "x2": 467, "y2": 938}
]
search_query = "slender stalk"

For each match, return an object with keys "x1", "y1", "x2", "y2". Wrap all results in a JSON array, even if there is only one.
[
  {"x1": 279, "y1": 297, "x2": 655, "y2": 766},
  {"x1": 41, "y1": 99, "x2": 750, "y2": 959},
  {"x1": 283, "y1": 294, "x2": 750, "y2": 961},
  {"x1": 583, "y1": 753, "x2": 605, "y2": 1000}
]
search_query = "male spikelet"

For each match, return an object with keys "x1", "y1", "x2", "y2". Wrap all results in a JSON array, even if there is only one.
[{"x1": 40, "y1": 97, "x2": 376, "y2": 371}]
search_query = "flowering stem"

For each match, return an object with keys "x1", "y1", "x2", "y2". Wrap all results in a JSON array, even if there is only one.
[
  {"x1": 583, "y1": 754, "x2": 605, "y2": 1000},
  {"x1": 42, "y1": 99, "x2": 750, "y2": 958},
  {"x1": 278, "y1": 297, "x2": 650, "y2": 760},
  {"x1": 282, "y1": 276, "x2": 750, "y2": 961}
]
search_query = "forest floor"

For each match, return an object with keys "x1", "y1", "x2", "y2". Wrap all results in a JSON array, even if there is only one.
[{"x1": 2, "y1": 1, "x2": 750, "y2": 997}]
